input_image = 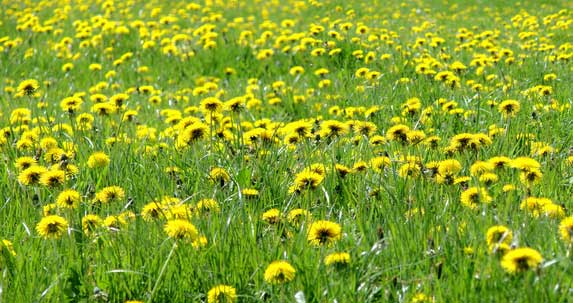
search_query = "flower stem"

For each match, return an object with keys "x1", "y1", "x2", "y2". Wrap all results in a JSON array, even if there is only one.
[{"x1": 148, "y1": 241, "x2": 177, "y2": 302}]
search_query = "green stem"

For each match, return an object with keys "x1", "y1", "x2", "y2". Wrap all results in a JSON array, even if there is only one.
[{"x1": 148, "y1": 241, "x2": 177, "y2": 302}]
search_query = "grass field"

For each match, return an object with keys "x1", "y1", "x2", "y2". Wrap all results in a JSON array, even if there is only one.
[{"x1": 1, "y1": 0, "x2": 573, "y2": 302}]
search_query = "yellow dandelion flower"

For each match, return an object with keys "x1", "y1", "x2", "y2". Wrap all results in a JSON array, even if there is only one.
[
  {"x1": 510, "y1": 157, "x2": 541, "y2": 172},
  {"x1": 87, "y1": 151, "x2": 110, "y2": 168},
  {"x1": 241, "y1": 188, "x2": 259, "y2": 199},
  {"x1": 460, "y1": 187, "x2": 492, "y2": 209},
  {"x1": 196, "y1": 199, "x2": 220, "y2": 215},
  {"x1": 519, "y1": 169, "x2": 543, "y2": 186},
  {"x1": 104, "y1": 215, "x2": 127, "y2": 230},
  {"x1": 544, "y1": 203, "x2": 565, "y2": 219},
  {"x1": 94, "y1": 186, "x2": 125, "y2": 204},
  {"x1": 164, "y1": 219, "x2": 199, "y2": 240},
  {"x1": 488, "y1": 156, "x2": 512, "y2": 169},
  {"x1": 520, "y1": 197, "x2": 552, "y2": 217},
  {"x1": 287, "y1": 208, "x2": 311, "y2": 226},
  {"x1": 500, "y1": 247, "x2": 543, "y2": 274},
  {"x1": 334, "y1": 164, "x2": 353, "y2": 177},
  {"x1": 60, "y1": 96, "x2": 83, "y2": 113},
  {"x1": 324, "y1": 252, "x2": 350, "y2": 266},
  {"x1": 558, "y1": 217, "x2": 573, "y2": 243},
  {"x1": 200, "y1": 97, "x2": 224, "y2": 113},
  {"x1": 110, "y1": 93, "x2": 129, "y2": 107},
  {"x1": 289, "y1": 66, "x2": 305, "y2": 76},
  {"x1": 498, "y1": 100, "x2": 521, "y2": 117},
  {"x1": 486, "y1": 225, "x2": 512, "y2": 250},
  {"x1": 36, "y1": 215, "x2": 69, "y2": 239},
  {"x1": 479, "y1": 172, "x2": 499, "y2": 186},
  {"x1": 1, "y1": 239, "x2": 17, "y2": 256},
  {"x1": 91, "y1": 102, "x2": 116, "y2": 115},
  {"x1": 353, "y1": 161, "x2": 369, "y2": 172},
  {"x1": 56, "y1": 189, "x2": 81, "y2": 209},
  {"x1": 165, "y1": 204, "x2": 193, "y2": 220},
  {"x1": 264, "y1": 260, "x2": 296, "y2": 284},
  {"x1": 141, "y1": 202, "x2": 164, "y2": 221},
  {"x1": 209, "y1": 167, "x2": 231, "y2": 186},
  {"x1": 15, "y1": 156, "x2": 37, "y2": 171},
  {"x1": 307, "y1": 220, "x2": 342, "y2": 246},
  {"x1": 410, "y1": 293, "x2": 434, "y2": 303},
  {"x1": 39, "y1": 170, "x2": 66, "y2": 187},
  {"x1": 470, "y1": 161, "x2": 494, "y2": 176},
  {"x1": 318, "y1": 120, "x2": 349, "y2": 138},
  {"x1": 43, "y1": 203, "x2": 57, "y2": 216},
  {"x1": 262, "y1": 209, "x2": 281, "y2": 224},
  {"x1": 398, "y1": 163, "x2": 421, "y2": 178},
  {"x1": 18, "y1": 166, "x2": 47, "y2": 186},
  {"x1": 82, "y1": 214, "x2": 103, "y2": 236},
  {"x1": 192, "y1": 236, "x2": 208, "y2": 249},
  {"x1": 17, "y1": 79, "x2": 39, "y2": 96},
  {"x1": 207, "y1": 285, "x2": 237, "y2": 303},
  {"x1": 386, "y1": 124, "x2": 410, "y2": 143}
]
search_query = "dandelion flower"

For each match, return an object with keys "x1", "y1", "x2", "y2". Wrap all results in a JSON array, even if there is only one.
[
  {"x1": 39, "y1": 170, "x2": 66, "y2": 187},
  {"x1": 141, "y1": 202, "x2": 164, "y2": 221},
  {"x1": 104, "y1": 215, "x2": 127, "y2": 230},
  {"x1": 262, "y1": 209, "x2": 281, "y2": 224},
  {"x1": 18, "y1": 166, "x2": 48, "y2": 186},
  {"x1": 94, "y1": 186, "x2": 125, "y2": 204},
  {"x1": 17, "y1": 79, "x2": 39, "y2": 96},
  {"x1": 335, "y1": 164, "x2": 353, "y2": 177},
  {"x1": 544, "y1": 203, "x2": 565, "y2": 219},
  {"x1": 520, "y1": 197, "x2": 552, "y2": 217},
  {"x1": 479, "y1": 173, "x2": 499, "y2": 186},
  {"x1": 486, "y1": 225, "x2": 512, "y2": 251},
  {"x1": 436, "y1": 159, "x2": 462, "y2": 183},
  {"x1": 318, "y1": 120, "x2": 349, "y2": 138},
  {"x1": 1, "y1": 239, "x2": 17, "y2": 256},
  {"x1": 209, "y1": 167, "x2": 230, "y2": 186},
  {"x1": 307, "y1": 220, "x2": 342, "y2": 246},
  {"x1": 290, "y1": 169, "x2": 324, "y2": 194},
  {"x1": 91, "y1": 102, "x2": 116, "y2": 115},
  {"x1": 324, "y1": 252, "x2": 350, "y2": 267},
  {"x1": 264, "y1": 260, "x2": 296, "y2": 284},
  {"x1": 287, "y1": 208, "x2": 311, "y2": 225},
  {"x1": 519, "y1": 169, "x2": 543, "y2": 186},
  {"x1": 177, "y1": 123, "x2": 209, "y2": 147},
  {"x1": 200, "y1": 97, "x2": 224, "y2": 113},
  {"x1": 36, "y1": 215, "x2": 69, "y2": 239},
  {"x1": 498, "y1": 100, "x2": 520, "y2": 117},
  {"x1": 559, "y1": 217, "x2": 573, "y2": 243},
  {"x1": 241, "y1": 188, "x2": 259, "y2": 199},
  {"x1": 510, "y1": 157, "x2": 540, "y2": 172},
  {"x1": 196, "y1": 199, "x2": 220, "y2": 215},
  {"x1": 398, "y1": 163, "x2": 421, "y2": 178},
  {"x1": 192, "y1": 236, "x2": 208, "y2": 249},
  {"x1": 15, "y1": 156, "x2": 37, "y2": 171},
  {"x1": 500, "y1": 247, "x2": 543, "y2": 274},
  {"x1": 207, "y1": 285, "x2": 237, "y2": 303},
  {"x1": 82, "y1": 214, "x2": 103, "y2": 236},
  {"x1": 60, "y1": 96, "x2": 83, "y2": 113},
  {"x1": 386, "y1": 124, "x2": 410, "y2": 143},
  {"x1": 410, "y1": 293, "x2": 434, "y2": 303},
  {"x1": 460, "y1": 187, "x2": 492, "y2": 209},
  {"x1": 488, "y1": 156, "x2": 512, "y2": 169},
  {"x1": 56, "y1": 189, "x2": 81, "y2": 209},
  {"x1": 87, "y1": 152, "x2": 110, "y2": 168},
  {"x1": 164, "y1": 219, "x2": 199, "y2": 240}
]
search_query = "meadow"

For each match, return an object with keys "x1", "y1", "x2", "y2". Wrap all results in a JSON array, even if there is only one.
[{"x1": 1, "y1": 0, "x2": 573, "y2": 302}]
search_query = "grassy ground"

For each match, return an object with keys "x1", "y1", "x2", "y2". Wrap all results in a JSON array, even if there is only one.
[{"x1": 1, "y1": 0, "x2": 573, "y2": 302}]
